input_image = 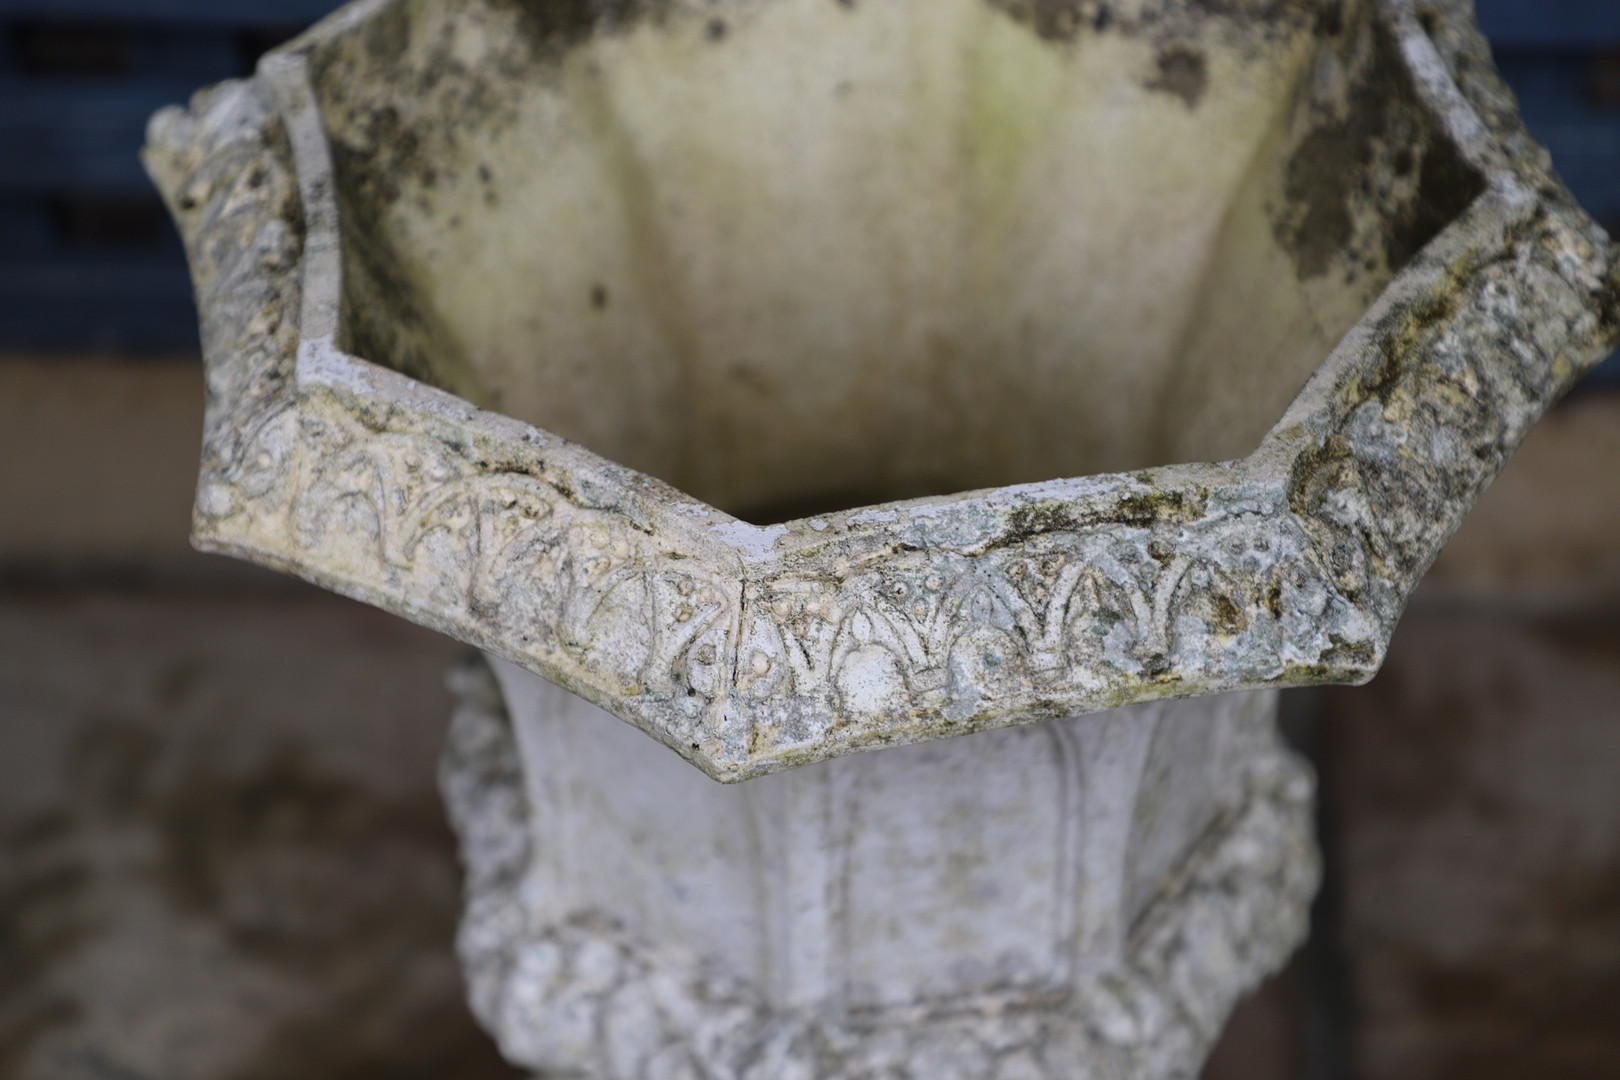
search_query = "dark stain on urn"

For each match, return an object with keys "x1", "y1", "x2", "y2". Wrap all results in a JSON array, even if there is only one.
[
  {"x1": 1274, "y1": 19, "x2": 1484, "y2": 281},
  {"x1": 989, "y1": 488, "x2": 1207, "y2": 550},
  {"x1": 1210, "y1": 593, "x2": 1248, "y2": 633},
  {"x1": 335, "y1": 185, "x2": 463, "y2": 389},
  {"x1": 1277, "y1": 38, "x2": 1397, "y2": 278},
  {"x1": 1597, "y1": 263, "x2": 1620, "y2": 340},
  {"x1": 1146, "y1": 45, "x2": 1208, "y2": 107},
  {"x1": 985, "y1": 0, "x2": 1351, "y2": 41},
  {"x1": 983, "y1": 0, "x2": 1111, "y2": 43},
  {"x1": 1383, "y1": 130, "x2": 1481, "y2": 268},
  {"x1": 320, "y1": 0, "x2": 675, "y2": 208},
  {"x1": 1313, "y1": 0, "x2": 1344, "y2": 37},
  {"x1": 362, "y1": 1, "x2": 410, "y2": 64}
]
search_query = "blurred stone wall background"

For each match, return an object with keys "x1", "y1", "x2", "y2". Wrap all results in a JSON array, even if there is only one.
[{"x1": 3, "y1": 2, "x2": 1620, "y2": 1078}]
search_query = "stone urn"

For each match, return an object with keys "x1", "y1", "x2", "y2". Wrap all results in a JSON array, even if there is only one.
[{"x1": 144, "y1": 0, "x2": 1618, "y2": 1076}]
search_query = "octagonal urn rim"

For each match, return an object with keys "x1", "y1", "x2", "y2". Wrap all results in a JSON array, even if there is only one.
[{"x1": 145, "y1": 0, "x2": 1620, "y2": 780}]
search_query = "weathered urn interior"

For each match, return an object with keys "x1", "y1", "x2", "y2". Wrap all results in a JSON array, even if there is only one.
[
  {"x1": 313, "y1": 0, "x2": 1478, "y2": 521},
  {"x1": 141, "y1": 0, "x2": 1620, "y2": 776}
]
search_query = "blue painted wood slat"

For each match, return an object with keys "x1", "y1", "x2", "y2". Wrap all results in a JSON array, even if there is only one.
[
  {"x1": 0, "y1": 0, "x2": 1618, "y2": 367},
  {"x1": 0, "y1": 0, "x2": 340, "y2": 28}
]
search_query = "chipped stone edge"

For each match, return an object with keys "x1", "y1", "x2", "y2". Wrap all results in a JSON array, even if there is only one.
[
  {"x1": 439, "y1": 656, "x2": 1320, "y2": 1080},
  {"x1": 143, "y1": 0, "x2": 1620, "y2": 782}
]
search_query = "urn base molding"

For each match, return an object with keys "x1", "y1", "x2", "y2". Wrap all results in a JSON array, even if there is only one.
[{"x1": 442, "y1": 659, "x2": 1317, "y2": 1080}]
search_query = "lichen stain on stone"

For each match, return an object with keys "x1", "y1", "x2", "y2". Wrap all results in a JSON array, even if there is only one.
[
  {"x1": 1383, "y1": 128, "x2": 1485, "y2": 271},
  {"x1": 0, "y1": 812, "x2": 89, "y2": 1078},
  {"x1": 1594, "y1": 265, "x2": 1620, "y2": 355},
  {"x1": 981, "y1": 0, "x2": 1112, "y2": 44},
  {"x1": 1145, "y1": 44, "x2": 1208, "y2": 107},
  {"x1": 982, "y1": 0, "x2": 1353, "y2": 44},
  {"x1": 1273, "y1": 19, "x2": 1484, "y2": 282},
  {"x1": 361, "y1": 1, "x2": 410, "y2": 65},
  {"x1": 1285, "y1": 432, "x2": 1358, "y2": 527},
  {"x1": 1311, "y1": 0, "x2": 1344, "y2": 37},
  {"x1": 1210, "y1": 592, "x2": 1248, "y2": 633},
  {"x1": 315, "y1": 0, "x2": 671, "y2": 215},
  {"x1": 992, "y1": 488, "x2": 1208, "y2": 549},
  {"x1": 1365, "y1": 285, "x2": 1463, "y2": 403},
  {"x1": 1275, "y1": 35, "x2": 1401, "y2": 279}
]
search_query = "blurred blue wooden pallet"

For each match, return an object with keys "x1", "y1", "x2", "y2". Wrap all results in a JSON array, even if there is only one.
[
  {"x1": 1, "y1": 0, "x2": 1618, "y2": 383},
  {"x1": 0, "y1": 0, "x2": 340, "y2": 350},
  {"x1": 1473, "y1": 0, "x2": 1620, "y2": 47}
]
